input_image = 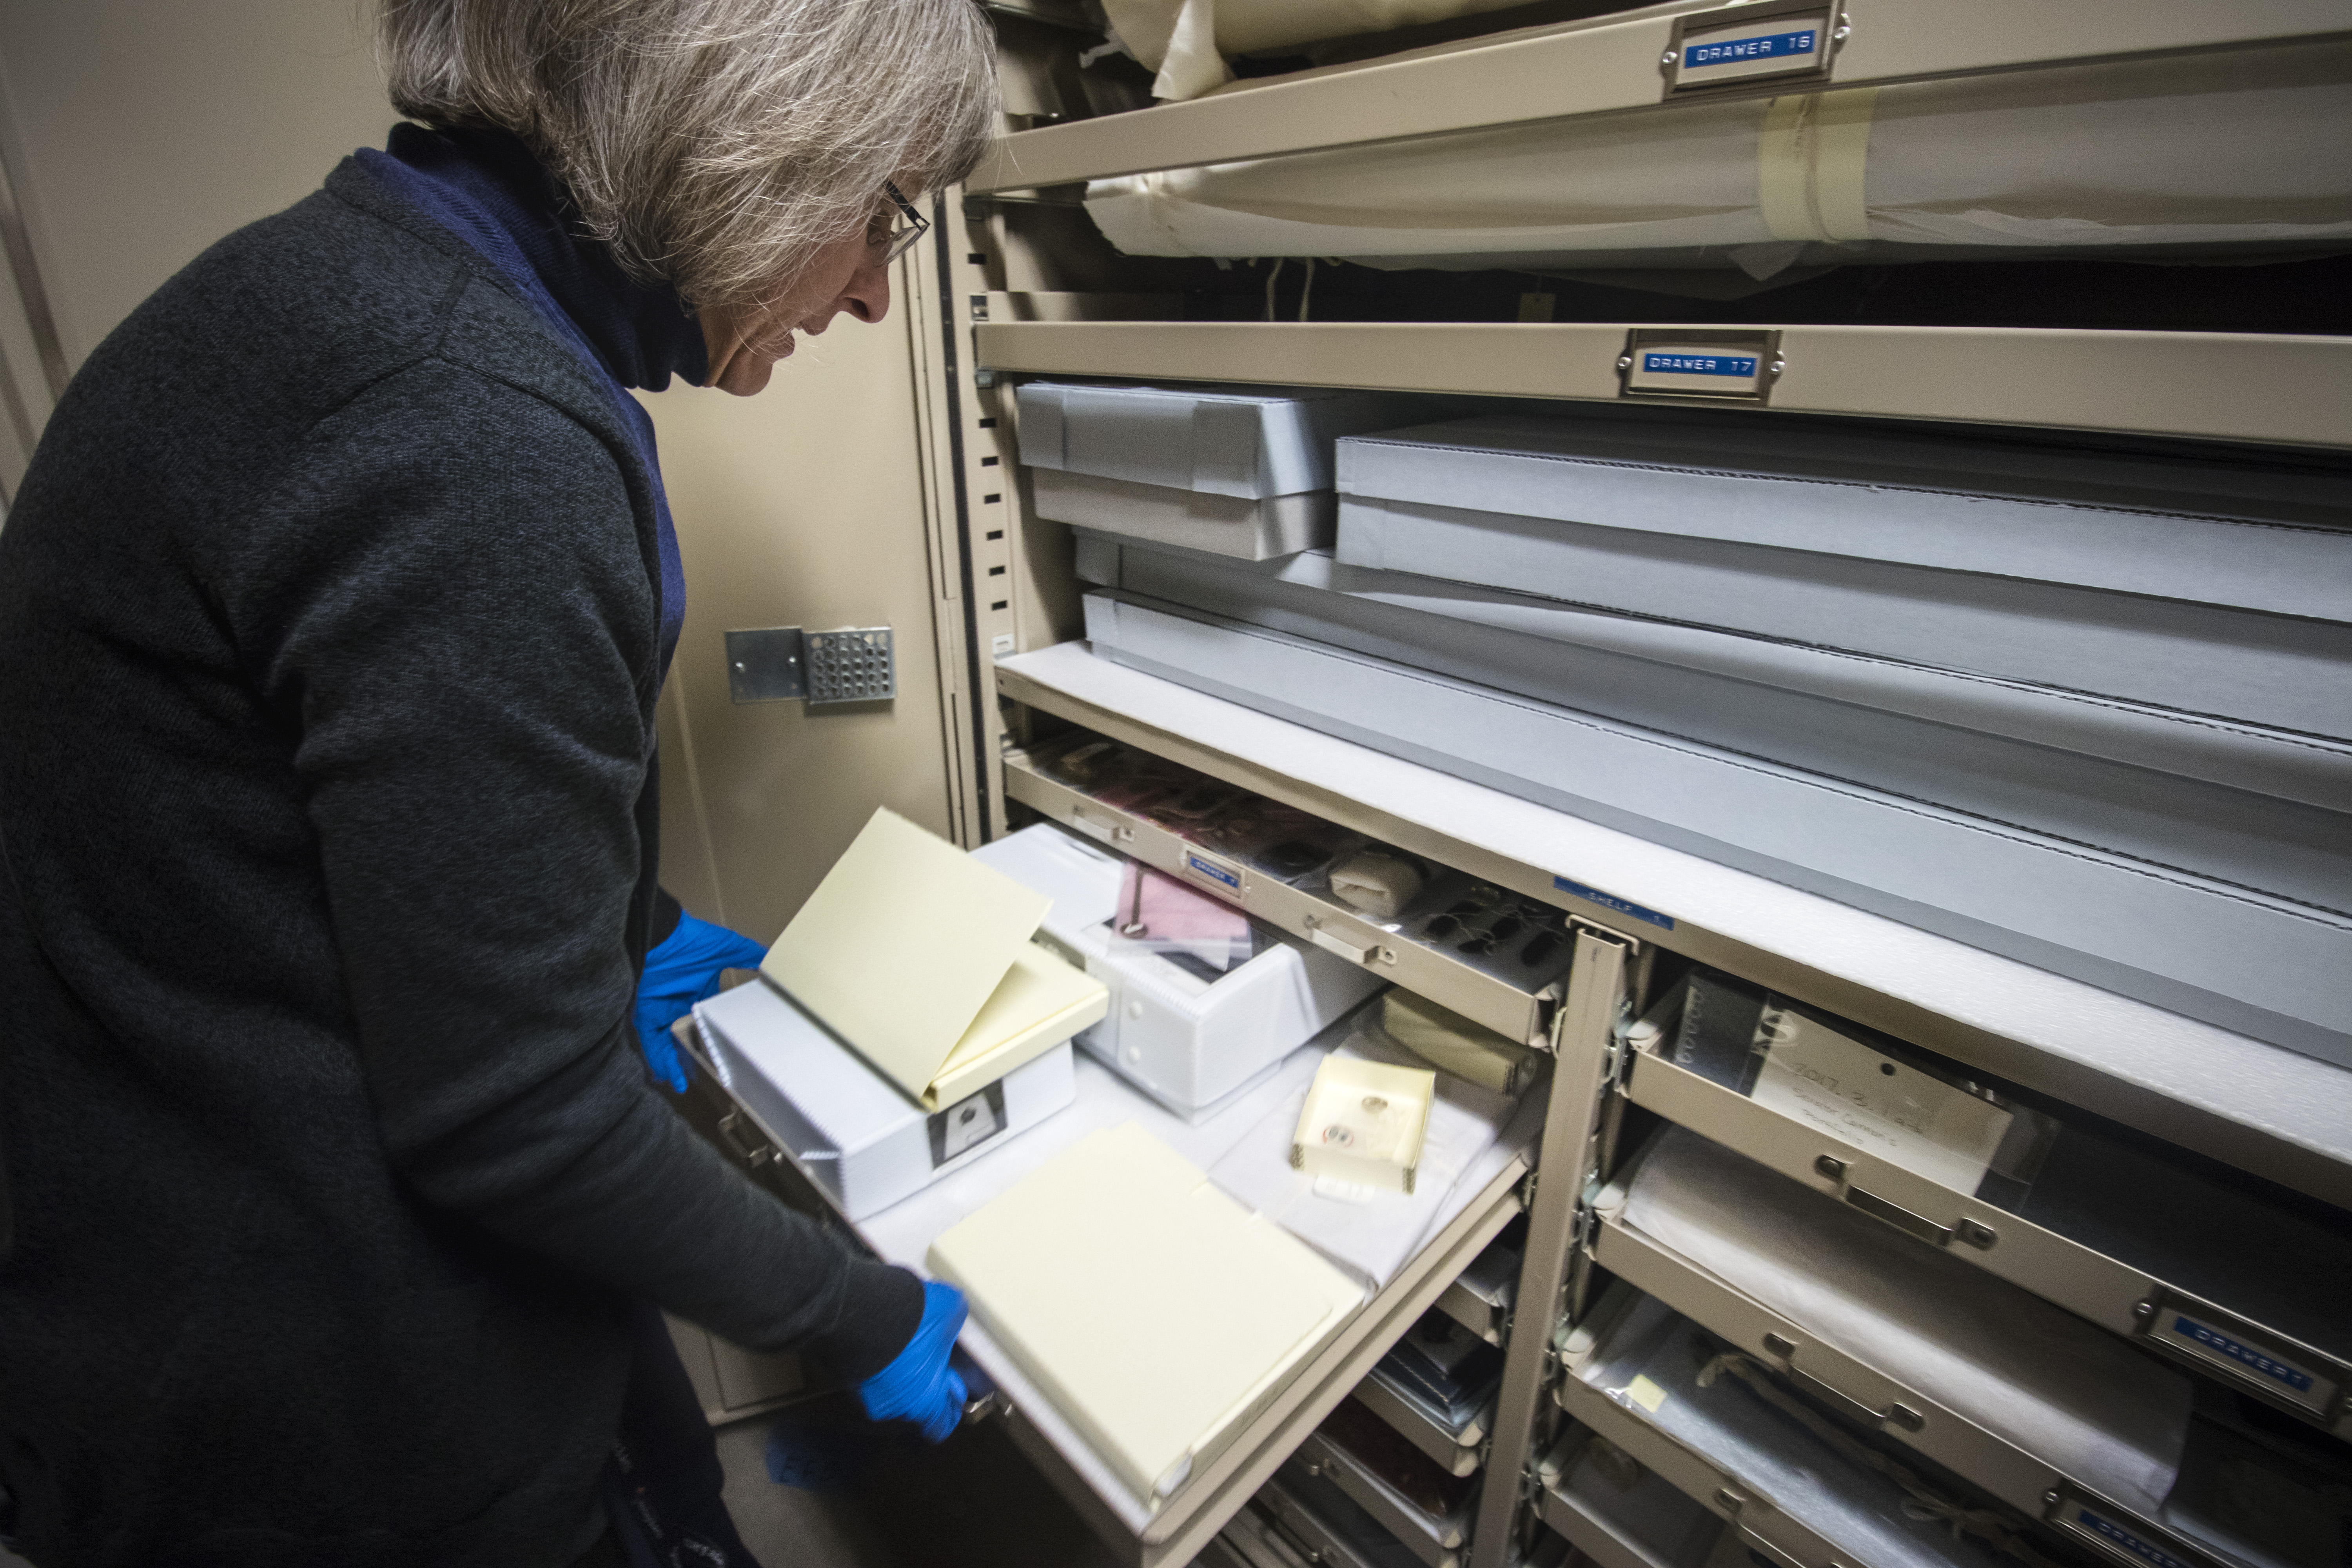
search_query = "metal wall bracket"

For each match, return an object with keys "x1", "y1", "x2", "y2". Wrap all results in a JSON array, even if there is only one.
[{"x1": 726, "y1": 626, "x2": 897, "y2": 706}]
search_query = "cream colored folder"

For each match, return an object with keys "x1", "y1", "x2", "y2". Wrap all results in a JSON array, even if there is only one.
[
  {"x1": 762, "y1": 807, "x2": 1104, "y2": 1110},
  {"x1": 928, "y1": 1122, "x2": 1366, "y2": 1506}
]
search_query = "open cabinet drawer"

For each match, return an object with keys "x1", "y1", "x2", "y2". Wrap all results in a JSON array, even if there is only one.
[
  {"x1": 1005, "y1": 740, "x2": 1570, "y2": 1046},
  {"x1": 1553, "y1": 1285, "x2": 2014, "y2": 1568},
  {"x1": 1355, "y1": 1367, "x2": 1490, "y2": 1478},
  {"x1": 681, "y1": 1018, "x2": 1528, "y2": 1568},
  {"x1": 1297, "y1": 1422, "x2": 1477, "y2": 1568},
  {"x1": 1536, "y1": 1425, "x2": 1730, "y2": 1568},
  {"x1": 1619, "y1": 987, "x2": 2352, "y2": 1438},
  {"x1": 1432, "y1": 1223, "x2": 1519, "y2": 1347}
]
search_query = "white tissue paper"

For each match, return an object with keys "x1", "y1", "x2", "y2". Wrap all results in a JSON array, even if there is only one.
[
  {"x1": 1621, "y1": 1125, "x2": 2193, "y2": 1516},
  {"x1": 1211, "y1": 1015, "x2": 1542, "y2": 1288}
]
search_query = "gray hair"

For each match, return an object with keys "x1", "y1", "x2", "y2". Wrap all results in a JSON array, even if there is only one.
[{"x1": 379, "y1": 0, "x2": 1000, "y2": 308}]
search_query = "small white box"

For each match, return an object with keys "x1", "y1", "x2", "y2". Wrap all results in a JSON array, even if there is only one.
[
  {"x1": 974, "y1": 824, "x2": 1387, "y2": 1117},
  {"x1": 694, "y1": 978, "x2": 1078, "y2": 1220},
  {"x1": 1292, "y1": 1055, "x2": 1435, "y2": 1194}
]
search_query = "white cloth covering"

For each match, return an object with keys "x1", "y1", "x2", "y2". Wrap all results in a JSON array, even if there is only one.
[
  {"x1": 1621, "y1": 1125, "x2": 2193, "y2": 1517},
  {"x1": 1101, "y1": 0, "x2": 1537, "y2": 100},
  {"x1": 1210, "y1": 1013, "x2": 1541, "y2": 1287},
  {"x1": 1086, "y1": 39, "x2": 2352, "y2": 270}
]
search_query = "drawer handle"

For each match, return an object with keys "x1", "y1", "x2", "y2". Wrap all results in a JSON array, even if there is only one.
[
  {"x1": 1817, "y1": 1157, "x2": 1995, "y2": 1251},
  {"x1": 1737, "y1": 1524, "x2": 1817, "y2": 1568},
  {"x1": 1067, "y1": 804, "x2": 1133, "y2": 844},
  {"x1": 1269, "y1": 1515, "x2": 1329, "y2": 1565},
  {"x1": 1843, "y1": 1181, "x2": 1955, "y2": 1245},
  {"x1": 1789, "y1": 1365, "x2": 1927, "y2": 1434},
  {"x1": 1761, "y1": 1334, "x2": 1928, "y2": 1434},
  {"x1": 716, "y1": 1109, "x2": 775, "y2": 1168},
  {"x1": 1306, "y1": 924, "x2": 1370, "y2": 965},
  {"x1": 1302, "y1": 912, "x2": 1394, "y2": 968}
]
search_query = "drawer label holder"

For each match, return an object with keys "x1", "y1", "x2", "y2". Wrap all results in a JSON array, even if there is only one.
[
  {"x1": 1666, "y1": 0, "x2": 1841, "y2": 94},
  {"x1": 1180, "y1": 847, "x2": 1248, "y2": 901},
  {"x1": 1619, "y1": 328, "x2": 1784, "y2": 403},
  {"x1": 2045, "y1": 1489, "x2": 2209, "y2": 1568},
  {"x1": 930, "y1": 1081, "x2": 1009, "y2": 1167},
  {"x1": 1553, "y1": 875, "x2": 1675, "y2": 931},
  {"x1": 2137, "y1": 1290, "x2": 2345, "y2": 1424}
]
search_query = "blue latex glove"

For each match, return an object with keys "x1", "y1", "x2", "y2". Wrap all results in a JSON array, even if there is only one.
[
  {"x1": 633, "y1": 913, "x2": 770, "y2": 1092},
  {"x1": 857, "y1": 1280, "x2": 969, "y2": 1444}
]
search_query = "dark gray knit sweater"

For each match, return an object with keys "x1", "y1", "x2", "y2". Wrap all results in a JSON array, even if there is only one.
[{"x1": 0, "y1": 158, "x2": 920, "y2": 1567}]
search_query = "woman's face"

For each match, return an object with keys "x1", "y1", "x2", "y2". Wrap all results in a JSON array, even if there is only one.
[{"x1": 698, "y1": 205, "x2": 898, "y2": 396}]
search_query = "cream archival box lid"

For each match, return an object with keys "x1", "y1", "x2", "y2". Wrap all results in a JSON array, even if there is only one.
[
  {"x1": 927, "y1": 1121, "x2": 1365, "y2": 1505},
  {"x1": 762, "y1": 807, "x2": 1104, "y2": 1109}
]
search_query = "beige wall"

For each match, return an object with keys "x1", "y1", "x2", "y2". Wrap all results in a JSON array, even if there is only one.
[
  {"x1": 0, "y1": 0, "x2": 390, "y2": 369},
  {"x1": 637, "y1": 317, "x2": 956, "y2": 943},
  {"x1": 0, "y1": 0, "x2": 956, "y2": 941}
]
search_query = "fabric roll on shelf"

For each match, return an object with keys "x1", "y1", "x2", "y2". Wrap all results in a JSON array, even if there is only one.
[
  {"x1": 1084, "y1": 38, "x2": 2352, "y2": 273},
  {"x1": 1099, "y1": 0, "x2": 1562, "y2": 101}
]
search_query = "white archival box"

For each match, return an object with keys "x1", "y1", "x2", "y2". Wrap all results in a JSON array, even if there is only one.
[
  {"x1": 1016, "y1": 379, "x2": 1442, "y2": 559},
  {"x1": 693, "y1": 808, "x2": 1110, "y2": 1220},
  {"x1": 973, "y1": 822, "x2": 1385, "y2": 1116},
  {"x1": 694, "y1": 979, "x2": 1080, "y2": 1220},
  {"x1": 927, "y1": 1121, "x2": 1366, "y2": 1507}
]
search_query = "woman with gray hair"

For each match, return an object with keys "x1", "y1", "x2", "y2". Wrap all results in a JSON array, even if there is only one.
[{"x1": 0, "y1": 2, "x2": 998, "y2": 1565}]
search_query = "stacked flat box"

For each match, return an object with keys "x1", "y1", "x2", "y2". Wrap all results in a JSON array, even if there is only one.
[
  {"x1": 1015, "y1": 380, "x2": 1441, "y2": 559},
  {"x1": 1078, "y1": 413, "x2": 2352, "y2": 1069}
]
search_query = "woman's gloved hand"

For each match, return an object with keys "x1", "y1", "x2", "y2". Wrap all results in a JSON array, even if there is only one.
[
  {"x1": 857, "y1": 1280, "x2": 969, "y2": 1443},
  {"x1": 633, "y1": 913, "x2": 770, "y2": 1092}
]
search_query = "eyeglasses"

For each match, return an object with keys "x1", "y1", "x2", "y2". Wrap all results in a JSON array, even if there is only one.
[{"x1": 871, "y1": 181, "x2": 930, "y2": 264}]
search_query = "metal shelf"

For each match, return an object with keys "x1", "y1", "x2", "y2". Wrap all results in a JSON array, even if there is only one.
[
  {"x1": 994, "y1": 642, "x2": 2352, "y2": 1212},
  {"x1": 1356, "y1": 1368, "x2": 1491, "y2": 1477},
  {"x1": 1433, "y1": 1229, "x2": 1517, "y2": 1347},
  {"x1": 1223, "y1": 1495, "x2": 1374, "y2": 1568},
  {"x1": 968, "y1": 0, "x2": 2350, "y2": 193},
  {"x1": 1586, "y1": 1193, "x2": 2241, "y2": 1568},
  {"x1": 683, "y1": 1009, "x2": 1526, "y2": 1568},
  {"x1": 1550, "y1": 1288, "x2": 1874, "y2": 1568},
  {"x1": 1620, "y1": 1042, "x2": 2352, "y2": 1436},
  {"x1": 1535, "y1": 1428, "x2": 1728, "y2": 1568},
  {"x1": 1005, "y1": 746, "x2": 1567, "y2": 1044},
  {"x1": 976, "y1": 321, "x2": 2352, "y2": 450},
  {"x1": 1299, "y1": 1426, "x2": 1478, "y2": 1568}
]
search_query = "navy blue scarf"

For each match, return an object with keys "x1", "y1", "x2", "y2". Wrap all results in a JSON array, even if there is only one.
[{"x1": 356, "y1": 124, "x2": 706, "y2": 683}]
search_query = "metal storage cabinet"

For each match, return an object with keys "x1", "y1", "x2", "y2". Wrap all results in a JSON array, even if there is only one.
[{"x1": 906, "y1": 2, "x2": 2352, "y2": 1563}]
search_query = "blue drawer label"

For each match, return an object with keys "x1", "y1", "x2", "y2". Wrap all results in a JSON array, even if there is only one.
[
  {"x1": 1553, "y1": 877, "x2": 1674, "y2": 930},
  {"x1": 2169, "y1": 1314, "x2": 2316, "y2": 1394},
  {"x1": 1685, "y1": 27, "x2": 1818, "y2": 69},
  {"x1": 1186, "y1": 852, "x2": 1242, "y2": 893},
  {"x1": 1642, "y1": 351, "x2": 1757, "y2": 378},
  {"x1": 2067, "y1": 1505, "x2": 2195, "y2": 1568}
]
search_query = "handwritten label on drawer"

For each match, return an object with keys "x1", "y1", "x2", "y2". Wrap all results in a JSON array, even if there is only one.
[
  {"x1": 1751, "y1": 1007, "x2": 2011, "y2": 1193},
  {"x1": 1672, "y1": 7, "x2": 1831, "y2": 90}
]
